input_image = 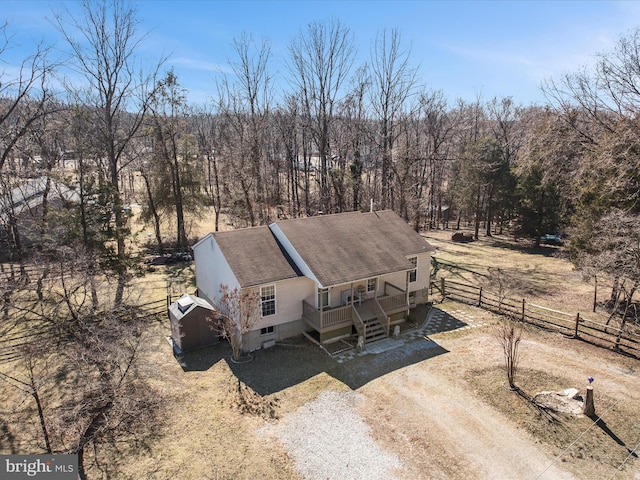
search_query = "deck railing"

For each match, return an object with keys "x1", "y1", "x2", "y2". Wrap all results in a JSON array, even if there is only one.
[
  {"x1": 378, "y1": 292, "x2": 408, "y2": 313},
  {"x1": 303, "y1": 289, "x2": 409, "y2": 334},
  {"x1": 302, "y1": 300, "x2": 321, "y2": 329},
  {"x1": 323, "y1": 304, "x2": 353, "y2": 327},
  {"x1": 352, "y1": 306, "x2": 366, "y2": 341},
  {"x1": 302, "y1": 300, "x2": 353, "y2": 330},
  {"x1": 384, "y1": 281, "x2": 405, "y2": 296}
]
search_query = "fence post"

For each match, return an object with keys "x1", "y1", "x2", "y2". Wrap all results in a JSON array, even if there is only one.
[
  {"x1": 574, "y1": 312, "x2": 580, "y2": 338},
  {"x1": 478, "y1": 286, "x2": 483, "y2": 307},
  {"x1": 521, "y1": 299, "x2": 525, "y2": 322},
  {"x1": 440, "y1": 278, "x2": 446, "y2": 301}
]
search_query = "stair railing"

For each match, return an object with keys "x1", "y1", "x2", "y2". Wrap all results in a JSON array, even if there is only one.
[
  {"x1": 374, "y1": 298, "x2": 390, "y2": 336},
  {"x1": 352, "y1": 305, "x2": 366, "y2": 348}
]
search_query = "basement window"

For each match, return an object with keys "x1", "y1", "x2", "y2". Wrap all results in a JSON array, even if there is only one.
[{"x1": 261, "y1": 326, "x2": 275, "y2": 335}]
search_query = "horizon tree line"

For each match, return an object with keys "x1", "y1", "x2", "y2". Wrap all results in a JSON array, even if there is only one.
[{"x1": 1, "y1": 1, "x2": 639, "y2": 309}]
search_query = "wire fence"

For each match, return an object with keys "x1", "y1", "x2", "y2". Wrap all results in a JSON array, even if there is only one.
[{"x1": 430, "y1": 277, "x2": 640, "y2": 357}]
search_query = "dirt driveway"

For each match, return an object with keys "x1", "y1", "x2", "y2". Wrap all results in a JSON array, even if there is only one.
[
  {"x1": 359, "y1": 305, "x2": 639, "y2": 480},
  {"x1": 231, "y1": 303, "x2": 638, "y2": 480},
  {"x1": 357, "y1": 337, "x2": 577, "y2": 479},
  {"x1": 120, "y1": 301, "x2": 640, "y2": 480}
]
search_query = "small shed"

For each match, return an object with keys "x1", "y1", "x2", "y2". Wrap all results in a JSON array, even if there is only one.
[{"x1": 168, "y1": 294, "x2": 219, "y2": 353}]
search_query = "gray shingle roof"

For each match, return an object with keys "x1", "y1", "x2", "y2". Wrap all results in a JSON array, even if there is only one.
[
  {"x1": 212, "y1": 226, "x2": 300, "y2": 288},
  {"x1": 210, "y1": 210, "x2": 434, "y2": 288},
  {"x1": 273, "y1": 210, "x2": 434, "y2": 286}
]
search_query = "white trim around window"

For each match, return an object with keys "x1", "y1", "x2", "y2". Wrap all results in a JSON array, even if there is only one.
[
  {"x1": 260, "y1": 285, "x2": 276, "y2": 317},
  {"x1": 408, "y1": 256, "x2": 417, "y2": 283},
  {"x1": 318, "y1": 287, "x2": 329, "y2": 309}
]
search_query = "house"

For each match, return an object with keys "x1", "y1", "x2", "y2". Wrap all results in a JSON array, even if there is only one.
[
  {"x1": 168, "y1": 294, "x2": 219, "y2": 353},
  {"x1": 192, "y1": 210, "x2": 435, "y2": 352},
  {"x1": 0, "y1": 177, "x2": 79, "y2": 257}
]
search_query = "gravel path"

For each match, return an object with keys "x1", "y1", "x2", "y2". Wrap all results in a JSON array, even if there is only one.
[{"x1": 264, "y1": 390, "x2": 402, "y2": 480}]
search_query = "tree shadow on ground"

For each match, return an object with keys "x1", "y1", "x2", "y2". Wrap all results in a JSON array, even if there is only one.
[
  {"x1": 515, "y1": 387, "x2": 563, "y2": 425},
  {"x1": 487, "y1": 238, "x2": 563, "y2": 258},
  {"x1": 588, "y1": 415, "x2": 628, "y2": 448},
  {"x1": 226, "y1": 335, "x2": 449, "y2": 396},
  {"x1": 435, "y1": 258, "x2": 487, "y2": 281}
]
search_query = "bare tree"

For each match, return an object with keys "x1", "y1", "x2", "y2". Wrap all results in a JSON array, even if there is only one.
[
  {"x1": 1, "y1": 249, "x2": 162, "y2": 479},
  {"x1": 486, "y1": 97, "x2": 523, "y2": 235},
  {"x1": 368, "y1": 28, "x2": 418, "y2": 210},
  {"x1": 273, "y1": 97, "x2": 303, "y2": 217},
  {"x1": 193, "y1": 107, "x2": 224, "y2": 231},
  {"x1": 216, "y1": 285, "x2": 260, "y2": 361},
  {"x1": 288, "y1": 18, "x2": 355, "y2": 214},
  {"x1": 0, "y1": 22, "x2": 57, "y2": 173},
  {"x1": 573, "y1": 210, "x2": 640, "y2": 339},
  {"x1": 0, "y1": 339, "x2": 54, "y2": 453},
  {"x1": 231, "y1": 33, "x2": 273, "y2": 222},
  {"x1": 215, "y1": 33, "x2": 273, "y2": 226},
  {"x1": 53, "y1": 0, "x2": 163, "y2": 304},
  {"x1": 57, "y1": 306, "x2": 160, "y2": 480},
  {"x1": 513, "y1": 107, "x2": 579, "y2": 244},
  {"x1": 417, "y1": 89, "x2": 453, "y2": 231},
  {"x1": 496, "y1": 319, "x2": 523, "y2": 390},
  {"x1": 147, "y1": 70, "x2": 204, "y2": 252}
]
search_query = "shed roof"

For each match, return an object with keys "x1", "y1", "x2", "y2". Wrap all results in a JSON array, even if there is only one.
[
  {"x1": 168, "y1": 294, "x2": 215, "y2": 320},
  {"x1": 212, "y1": 226, "x2": 300, "y2": 288}
]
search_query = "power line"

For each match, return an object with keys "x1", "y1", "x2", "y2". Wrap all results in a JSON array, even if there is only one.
[
  {"x1": 533, "y1": 397, "x2": 623, "y2": 480},
  {"x1": 608, "y1": 425, "x2": 640, "y2": 479}
]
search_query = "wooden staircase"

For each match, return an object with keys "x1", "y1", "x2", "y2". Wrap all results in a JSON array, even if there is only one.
[{"x1": 364, "y1": 317, "x2": 387, "y2": 343}]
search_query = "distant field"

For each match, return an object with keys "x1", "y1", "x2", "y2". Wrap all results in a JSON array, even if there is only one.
[{"x1": 423, "y1": 229, "x2": 609, "y2": 322}]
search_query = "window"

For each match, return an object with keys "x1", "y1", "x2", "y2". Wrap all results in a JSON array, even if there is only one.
[
  {"x1": 367, "y1": 278, "x2": 377, "y2": 293},
  {"x1": 261, "y1": 326, "x2": 274, "y2": 335},
  {"x1": 408, "y1": 256, "x2": 417, "y2": 283},
  {"x1": 318, "y1": 287, "x2": 329, "y2": 309},
  {"x1": 260, "y1": 285, "x2": 276, "y2": 317}
]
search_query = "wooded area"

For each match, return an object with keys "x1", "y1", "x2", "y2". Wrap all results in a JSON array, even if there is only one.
[
  {"x1": 2, "y1": 3, "x2": 639, "y2": 277},
  {"x1": 2, "y1": 1, "x2": 640, "y2": 477}
]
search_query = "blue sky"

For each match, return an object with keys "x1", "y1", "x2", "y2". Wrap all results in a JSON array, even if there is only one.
[{"x1": 2, "y1": 0, "x2": 640, "y2": 106}]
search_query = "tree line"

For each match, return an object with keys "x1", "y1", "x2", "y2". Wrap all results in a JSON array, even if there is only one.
[
  {"x1": 1, "y1": 1, "x2": 640, "y2": 475},
  {"x1": 1, "y1": 0, "x2": 638, "y2": 334}
]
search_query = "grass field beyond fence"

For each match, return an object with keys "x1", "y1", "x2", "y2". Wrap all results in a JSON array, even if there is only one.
[{"x1": 432, "y1": 277, "x2": 640, "y2": 356}]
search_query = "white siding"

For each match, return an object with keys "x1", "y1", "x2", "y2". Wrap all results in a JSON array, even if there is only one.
[
  {"x1": 385, "y1": 271, "x2": 407, "y2": 292},
  {"x1": 412, "y1": 252, "x2": 432, "y2": 293},
  {"x1": 254, "y1": 276, "x2": 315, "y2": 330},
  {"x1": 192, "y1": 233, "x2": 240, "y2": 306}
]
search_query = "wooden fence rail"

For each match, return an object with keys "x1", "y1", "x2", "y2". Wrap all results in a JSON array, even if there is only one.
[
  {"x1": 0, "y1": 298, "x2": 169, "y2": 365},
  {"x1": 432, "y1": 278, "x2": 640, "y2": 357}
]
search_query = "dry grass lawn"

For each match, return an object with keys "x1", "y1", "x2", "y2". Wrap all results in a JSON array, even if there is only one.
[
  {"x1": 423, "y1": 229, "x2": 601, "y2": 317},
  {"x1": 2, "y1": 225, "x2": 639, "y2": 479}
]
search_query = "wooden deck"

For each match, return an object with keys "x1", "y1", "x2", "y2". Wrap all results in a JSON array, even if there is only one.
[{"x1": 302, "y1": 292, "x2": 408, "y2": 335}]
